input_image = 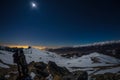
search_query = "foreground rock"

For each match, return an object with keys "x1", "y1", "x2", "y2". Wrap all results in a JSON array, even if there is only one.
[
  {"x1": 91, "y1": 73, "x2": 120, "y2": 80},
  {"x1": 31, "y1": 61, "x2": 88, "y2": 80},
  {"x1": 0, "y1": 61, "x2": 88, "y2": 80},
  {"x1": 48, "y1": 61, "x2": 88, "y2": 80}
]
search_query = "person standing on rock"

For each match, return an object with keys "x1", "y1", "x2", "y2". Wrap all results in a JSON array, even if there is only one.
[{"x1": 13, "y1": 49, "x2": 29, "y2": 78}]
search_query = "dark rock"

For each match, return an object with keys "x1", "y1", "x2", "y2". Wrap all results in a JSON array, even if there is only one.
[
  {"x1": 0, "y1": 75, "x2": 7, "y2": 80},
  {"x1": 62, "y1": 74, "x2": 74, "y2": 80},
  {"x1": 47, "y1": 61, "x2": 88, "y2": 80},
  {"x1": 34, "y1": 62, "x2": 47, "y2": 70},
  {"x1": 33, "y1": 62, "x2": 49, "y2": 80},
  {"x1": 73, "y1": 70, "x2": 88, "y2": 80},
  {"x1": 48, "y1": 61, "x2": 70, "y2": 76},
  {"x1": 91, "y1": 73, "x2": 120, "y2": 80}
]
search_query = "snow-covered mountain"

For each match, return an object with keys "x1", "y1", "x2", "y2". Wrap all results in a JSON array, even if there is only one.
[
  {"x1": 73, "y1": 40, "x2": 120, "y2": 47},
  {"x1": 0, "y1": 48, "x2": 64, "y2": 68},
  {"x1": 48, "y1": 40, "x2": 120, "y2": 59},
  {"x1": 64, "y1": 52, "x2": 120, "y2": 68},
  {"x1": 0, "y1": 48, "x2": 120, "y2": 76}
]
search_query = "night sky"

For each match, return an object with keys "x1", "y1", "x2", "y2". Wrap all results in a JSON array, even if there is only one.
[{"x1": 0, "y1": 0, "x2": 120, "y2": 47}]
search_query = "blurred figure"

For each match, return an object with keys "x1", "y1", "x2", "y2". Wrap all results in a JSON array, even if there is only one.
[{"x1": 13, "y1": 49, "x2": 29, "y2": 78}]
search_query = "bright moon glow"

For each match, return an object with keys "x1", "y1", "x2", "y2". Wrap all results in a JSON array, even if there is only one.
[{"x1": 31, "y1": 2, "x2": 37, "y2": 8}]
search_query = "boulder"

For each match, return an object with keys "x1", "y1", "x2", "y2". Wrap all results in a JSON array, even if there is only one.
[
  {"x1": 47, "y1": 61, "x2": 88, "y2": 80},
  {"x1": 91, "y1": 73, "x2": 120, "y2": 80},
  {"x1": 47, "y1": 61, "x2": 70, "y2": 76},
  {"x1": 33, "y1": 62, "x2": 49, "y2": 80},
  {"x1": 34, "y1": 62, "x2": 47, "y2": 70},
  {"x1": 73, "y1": 70, "x2": 88, "y2": 80}
]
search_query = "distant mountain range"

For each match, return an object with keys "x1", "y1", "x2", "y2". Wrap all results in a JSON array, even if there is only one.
[
  {"x1": 73, "y1": 40, "x2": 120, "y2": 47},
  {"x1": 48, "y1": 40, "x2": 120, "y2": 59}
]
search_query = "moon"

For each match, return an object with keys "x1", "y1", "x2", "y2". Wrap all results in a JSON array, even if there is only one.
[{"x1": 31, "y1": 2, "x2": 37, "y2": 8}]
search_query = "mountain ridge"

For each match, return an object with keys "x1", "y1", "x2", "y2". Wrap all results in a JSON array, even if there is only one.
[{"x1": 48, "y1": 40, "x2": 120, "y2": 59}]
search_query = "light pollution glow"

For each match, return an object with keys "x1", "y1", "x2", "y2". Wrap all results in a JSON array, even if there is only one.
[{"x1": 6, "y1": 45, "x2": 46, "y2": 50}]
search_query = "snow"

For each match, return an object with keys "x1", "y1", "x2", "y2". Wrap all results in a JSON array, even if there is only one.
[
  {"x1": 46, "y1": 74, "x2": 53, "y2": 80},
  {"x1": 0, "y1": 48, "x2": 65, "y2": 66},
  {"x1": 0, "y1": 50, "x2": 13, "y2": 64},
  {"x1": 94, "y1": 67, "x2": 120, "y2": 74},
  {"x1": 0, "y1": 49, "x2": 119, "y2": 69},
  {"x1": 9, "y1": 71, "x2": 18, "y2": 74},
  {"x1": 30, "y1": 72, "x2": 36, "y2": 79},
  {"x1": 63, "y1": 52, "x2": 120, "y2": 68},
  {"x1": 0, "y1": 48, "x2": 67, "y2": 68},
  {"x1": 24, "y1": 48, "x2": 66, "y2": 64},
  {"x1": 0, "y1": 48, "x2": 120, "y2": 75},
  {"x1": 0, "y1": 63, "x2": 9, "y2": 68},
  {"x1": 74, "y1": 40, "x2": 120, "y2": 47},
  {"x1": 5, "y1": 75, "x2": 10, "y2": 78}
]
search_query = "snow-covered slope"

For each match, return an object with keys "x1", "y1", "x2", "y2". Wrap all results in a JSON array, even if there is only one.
[
  {"x1": 0, "y1": 48, "x2": 120, "y2": 74},
  {"x1": 0, "y1": 50, "x2": 14, "y2": 65},
  {"x1": 23, "y1": 48, "x2": 66, "y2": 64},
  {"x1": 64, "y1": 52, "x2": 120, "y2": 68},
  {"x1": 0, "y1": 48, "x2": 67, "y2": 68}
]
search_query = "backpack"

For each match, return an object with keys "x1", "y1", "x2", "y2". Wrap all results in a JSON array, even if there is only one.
[{"x1": 13, "y1": 52, "x2": 19, "y2": 63}]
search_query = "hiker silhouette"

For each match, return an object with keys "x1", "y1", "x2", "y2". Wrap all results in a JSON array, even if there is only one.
[{"x1": 13, "y1": 49, "x2": 29, "y2": 79}]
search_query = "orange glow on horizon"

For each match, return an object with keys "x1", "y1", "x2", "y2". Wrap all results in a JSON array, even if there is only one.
[
  {"x1": 8, "y1": 45, "x2": 29, "y2": 48},
  {"x1": 33, "y1": 46, "x2": 46, "y2": 50},
  {"x1": 5, "y1": 45, "x2": 46, "y2": 50}
]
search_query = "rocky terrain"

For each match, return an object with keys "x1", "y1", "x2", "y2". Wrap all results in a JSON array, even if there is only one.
[
  {"x1": 0, "y1": 44, "x2": 120, "y2": 80},
  {"x1": 0, "y1": 61, "x2": 88, "y2": 80}
]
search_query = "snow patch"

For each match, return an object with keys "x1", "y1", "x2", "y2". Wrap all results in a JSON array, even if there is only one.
[
  {"x1": 95, "y1": 67, "x2": 120, "y2": 74},
  {"x1": 5, "y1": 75, "x2": 10, "y2": 78},
  {"x1": 30, "y1": 72, "x2": 36, "y2": 79},
  {"x1": 0, "y1": 50, "x2": 14, "y2": 65},
  {"x1": 0, "y1": 63, "x2": 9, "y2": 68}
]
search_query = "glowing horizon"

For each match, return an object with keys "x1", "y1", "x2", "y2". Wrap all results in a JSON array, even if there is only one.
[{"x1": 2, "y1": 45, "x2": 46, "y2": 50}]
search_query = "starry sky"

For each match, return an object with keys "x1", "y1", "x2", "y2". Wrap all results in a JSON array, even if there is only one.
[{"x1": 0, "y1": 0, "x2": 120, "y2": 47}]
